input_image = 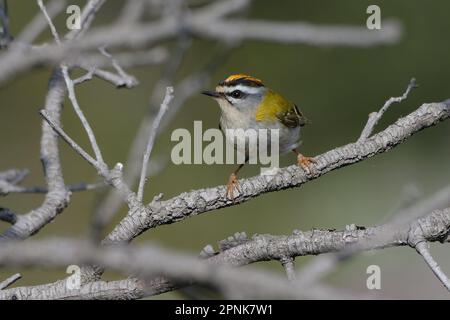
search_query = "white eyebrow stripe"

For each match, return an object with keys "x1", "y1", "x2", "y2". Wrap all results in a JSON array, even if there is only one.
[
  {"x1": 215, "y1": 85, "x2": 225, "y2": 93},
  {"x1": 224, "y1": 85, "x2": 262, "y2": 95}
]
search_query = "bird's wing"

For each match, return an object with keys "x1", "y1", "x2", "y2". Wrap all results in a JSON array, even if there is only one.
[
  {"x1": 256, "y1": 89, "x2": 308, "y2": 128},
  {"x1": 277, "y1": 103, "x2": 309, "y2": 128}
]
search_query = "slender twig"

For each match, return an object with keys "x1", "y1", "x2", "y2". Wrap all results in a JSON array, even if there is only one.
[
  {"x1": 17, "y1": 0, "x2": 66, "y2": 43},
  {"x1": 71, "y1": 48, "x2": 167, "y2": 87},
  {"x1": 36, "y1": 0, "x2": 61, "y2": 44},
  {"x1": 358, "y1": 78, "x2": 418, "y2": 142},
  {"x1": 74, "y1": 65, "x2": 137, "y2": 88},
  {"x1": 0, "y1": 169, "x2": 28, "y2": 185},
  {"x1": 42, "y1": 0, "x2": 136, "y2": 90},
  {"x1": 40, "y1": 108, "x2": 138, "y2": 213},
  {"x1": 72, "y1": 47, "x2": 167, "y2": 70},
  {"x1": 98, "y1": 46, "x2": 138, "y2": 88},
  {"x1": 280, "y1": 257, "x2": 296, "y2": 281},
  {"x1": 73, "y1": 68, "x2": 96, "y2": 85},
  {"x1": 136, "y1": 87, "x2": 174, "y2": 202},
  {"x1": 39, "y1": 110, "x2": 99, "y2": 168},
  {"x1": 89, "y1": 68, "x2": 130, "y2": 87},
  {"x1": 0, "y1": 168, "x2": 103, "y2": 195},
  {"x1": 38, "y1": 0, "x2": 105, "y2": 164},
  {"x1": 131, "y1": 32, "x2": 192, "y2": 198},
  {"x1": 0, "y1": 273, "x2": 22, "y2": 290},
  {"x1": 1, "y1": 181, "x2": 105, "y2": 195},
  {"x1": 62, "y1": 66, "x2": 106, "y2": 163},
  {"x1": 93, "y1": 36, "x2": 192, "y2": 228},
  {"x1": 415, "y1": 242, "x2": 450, "y2": 292}
]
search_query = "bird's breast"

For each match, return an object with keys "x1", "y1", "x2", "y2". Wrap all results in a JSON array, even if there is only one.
[{"x1": 220, "y1": 115, "x2": 301, "y2": 155}]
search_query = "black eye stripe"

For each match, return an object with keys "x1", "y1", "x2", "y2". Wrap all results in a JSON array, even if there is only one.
[{"x1": 226, "y1": 90, "x2": 245, "y2": 99}]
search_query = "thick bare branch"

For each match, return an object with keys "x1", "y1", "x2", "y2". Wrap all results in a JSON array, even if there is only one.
[
  {"x1": 105, "y1": 100, "x2": 450, "y2": 244},
  {"x1": 38, "y1": 0, "x2": 140, "y2": 209},
  {"x1": 0, "y1": 207, "x2": 448, "y2": 300},
  {"x1": 0, "y1": 69, "x2": 70, "y2": 241},
  {"x1": 296, "y1": 184, "x2": 450, "y2": 286},
  {"x1": 191, "y1": 18, "x2": 402, "y2": 47},
  {"x1": 0, "y1": 0, "x2": 402, "y2": 87},
  {"x1": 0, "y1": 239, "x2": 325, "y2": 300},
  {"x1": 0, "y1": 0, "x2": 107, "y2": 241},
  {"x1": 0, "y1": 278, "x2": 149, "y2": 300}
]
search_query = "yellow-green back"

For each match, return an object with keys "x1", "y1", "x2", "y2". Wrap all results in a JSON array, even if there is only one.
[
  {"x1": 256, "y1": 89, "x2": 308, "y2": 128},
  {"x1": 256, "y1": 89, "x2": 295, "y2": 122}
]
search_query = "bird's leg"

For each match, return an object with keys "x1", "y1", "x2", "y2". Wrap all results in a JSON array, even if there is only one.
[
  {"x1": 293, "y1": 149, "x2": 316, "y2": 173},
  {"x1": 226, "y1": 163, "x2": 245, "y2": 200}
]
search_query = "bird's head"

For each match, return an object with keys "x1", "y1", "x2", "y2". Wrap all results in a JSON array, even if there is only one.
[{"x1": 202, "y1": 74, "x2": 267, "y2": 112}]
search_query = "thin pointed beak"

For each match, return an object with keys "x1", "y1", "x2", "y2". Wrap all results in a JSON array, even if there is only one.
[{"x1": 202, "y1": 90, "x2": 222, "y2": 99}]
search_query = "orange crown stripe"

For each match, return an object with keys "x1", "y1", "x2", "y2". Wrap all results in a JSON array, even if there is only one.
[{"x1": 224, "y1": 74, "x2": 264, "y2": 85}]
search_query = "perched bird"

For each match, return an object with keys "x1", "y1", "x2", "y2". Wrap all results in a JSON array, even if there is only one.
[{"x1": 202, "y1": 74, "x2": 315, "y2": 199}]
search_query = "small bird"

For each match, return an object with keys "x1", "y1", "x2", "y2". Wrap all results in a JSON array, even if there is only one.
[{"x1": 202, "y1": 74, "x2": 315, "y2": 200}]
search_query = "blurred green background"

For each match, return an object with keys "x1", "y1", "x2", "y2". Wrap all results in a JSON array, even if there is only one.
[{"x1": 1, "y1": 0, "x2": 449, "y2": 299}]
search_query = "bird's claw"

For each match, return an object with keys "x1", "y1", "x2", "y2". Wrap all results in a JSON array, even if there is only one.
[
  {"x1": 297, "y1": 154, "x2": 316, "y2": 174},
  {"x1": 226, "y1": 173, "x2": 241, "y2": 200}
]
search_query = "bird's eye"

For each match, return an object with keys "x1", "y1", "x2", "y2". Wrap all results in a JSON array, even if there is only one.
[{"x1": 230, "y1": 90, "x2": 244, "y2": 99}]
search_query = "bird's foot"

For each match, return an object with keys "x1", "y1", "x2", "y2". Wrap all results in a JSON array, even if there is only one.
[
  {"x1": 226, "y1": 173, "x2": 241, "y2": 200},
  {"x1": 297, "y1": 154, "x2": 316, "y2": 174}
]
